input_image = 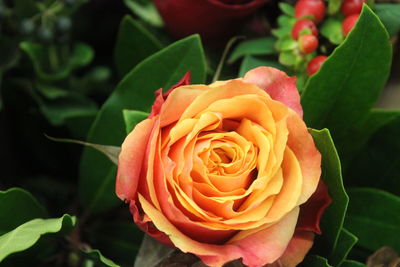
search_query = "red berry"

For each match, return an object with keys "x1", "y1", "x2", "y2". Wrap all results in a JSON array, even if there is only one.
[
  {"x1": 307, "y1": 55, "x2": 327, "y2": 75},
  {"x1": 341, "y1": 0, "x2": 365, "y2": 16},
  {"x1": 299, "y1": 34, "x2": 319, "y2": 54},
  {"x1": 342, "y1": 14, "x2": 359, "y2": 36},
  {"x1": 295, "y1": 0, "x2": 326, "y2": 24},
  {"x1": 291, "y1": 19, "x2": 318, "y2": 40}
]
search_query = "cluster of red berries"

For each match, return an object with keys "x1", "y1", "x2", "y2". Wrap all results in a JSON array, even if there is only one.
[{"x1": 291, "y1": 0, "x2": 365, "y2": 75}]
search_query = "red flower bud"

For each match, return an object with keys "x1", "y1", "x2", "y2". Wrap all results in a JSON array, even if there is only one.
[
  {"x1": 295, "y1": 0, "x2": 326, "y2": 24},
  {"x1": 340, "y1": 0, "x2": 365, "y2": 16},
  {"x1": 307, "y1": 55, "x2": 327, "y2": 75},
  {"x1": 342, "y1": 14, "x2": 360, "y2": 36},
  {"x1": 153, "y1": 0, "x2": 267, "y2": 43},
  {"x1": 299, "y1": 34, "x2": 319, "y2": 54},
  {"x1": 292, "y1": 19, "x2": 318, "y2": 40}
]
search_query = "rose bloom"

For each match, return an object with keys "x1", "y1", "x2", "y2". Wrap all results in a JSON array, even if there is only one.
[
  {"x1": 116, "y1": 67, "x2": 331, "y2": 267},
  {"x1": 153, "y1": 0, "x2": 268, "y2": 43}
]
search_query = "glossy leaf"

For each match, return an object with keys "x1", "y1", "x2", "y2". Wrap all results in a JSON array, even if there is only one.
[
  {"x1": 330, "y1": 228, "x2": 358, "y2": 266},
  {"x1": 228, "y1": 37, "x2": 276, "y2": 63},
  {"x1": 123, "y1": 110, "x2": 149, "y2": 134},
  {"x1": 114, "y1": 16, "x2": 162, "y2": 77},
  {"x1": 344, "y1": 188, "x2": 400, "y2": 251},
  {"x1": 239, "y1": 56, "x2": 285, "y2": 77},
  {"x1": 375, "y1": 4, "x2": 400, "y2": 36},
  {"x1": 20, "y1": 42, "x2": 94, "y2": 81},
  {"x1": 301, "y1": 6, "x2": 392, "y2": 142},
  {"x1": 310, "y1": 129, "x2": 349, "y2": 257},
  {"x1": 0, "y1": 214, "x2": 76, "y2": 261},
  {"x1": 0, "y1": 188, "x2": 47, "y2": 235},
  {"x1": 79, "y1": 35, "x2": 206, "y2": 214}
]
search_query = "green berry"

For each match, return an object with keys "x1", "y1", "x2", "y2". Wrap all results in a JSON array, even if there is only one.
[
  {"x1": 55, "y1": 16, "x2": 72, "y2": 32},
  {"x1": 19, "y1": 19, "x2": 35, "y2": 35},
  {"x1": 37, "y1": 26, "x2": 54, "y2": 43}
]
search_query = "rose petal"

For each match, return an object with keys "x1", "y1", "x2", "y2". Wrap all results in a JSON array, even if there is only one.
[
  {"x1": 116, "y1": 118, "x2": 155, "y2": 201},
  {"x1": 297, "y1": 180, "x2": 332, "y2": 234},
  {"x1": 244, "y1": 67, "x2": 302, "y2": 117}
]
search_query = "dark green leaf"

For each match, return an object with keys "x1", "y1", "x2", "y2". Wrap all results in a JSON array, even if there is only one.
[
  {"x1": 79, "y1": 35, "x2": 206, "y2": 214},
  {"x1": 0, "y1": 214, "x2": 76, "y2": 261},
  {"x1": 81, "y1": 249, "x2": 120, "y2": 267},
  {"x1": 320, "y1": 17, "x2": 344, "y2": 45},
  {"x1": 90, "y1": 222, "x2": 143, "y2": 266},
  {"x1": 123, "y1": 110, "x2": 149, "y2": 134},
  {"x1": 20, "y1": 42, "x2": 94, "y2": 81},
  {"x1": 123, "y1": 0, "x2": 163, "y2": 27},
  {"x1": 338, "y1": 109, "x2": 400, "y2": 170},
  {"x1": 239, "y1": 56, "x2": 286, "y2": 77},
  {"x1": 14, "y1": 0, "x2": 38, "y2": 18},
  {"x1": 301, "y1": 6, "x2": 392, "y2": 142},
  {"x1": 375, "y1": 4, "x2": 400, "y2": 36},
  {"x1": 346, "y1": 114, "x2": 400, "y2": 195},
  {"x1": 345, "y1": 188, "x2": 400, "y2": 251},
  {"x1": 46, "y1": 135, "x2": 120, "y2": 165},
  {"x1": 35, "y1": 86, "x2": 98, "y2": 126},
  {"x1": 0, "y1": 188, "x2": 47, "y2": 235},
  {"x1": 134, "y1": 235, "x2": 173, "y2": 267},
  {"x1": 0, "y1": 38, "x2": 20, "y2": 71},
  {"x1": 309, "y1": 129, "x2": 349, "y2": 257},
  {"x1": 228, "y1": 37, "x2": 276, "y2": 63},
  {"x1": 114, "y1": 16, "x2": 162, "y2": 77},
  {"x1": 340, "y1": 260, "x2": 367, "y2": 267},
  {"x1": 330, "y1": 228, "x2": 358, "y2": 266},
  {"x1": 301, "y1": 255, "x2": 332, "y2": 267}
]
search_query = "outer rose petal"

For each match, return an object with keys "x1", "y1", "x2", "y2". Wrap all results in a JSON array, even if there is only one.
[
  {"x1": 244, "y1": 67, "x2": 303, "y2": 117},
  {"x1": 267, "y1": 231, "x2": 315, "y2": 267},
  {"x1": 116, "y1": 118, "x2": 155, "y2": 201},
  {"x1": 297, "y1": 181, "x2": 332, "y2": 234},
  {"x1": 140, "y1": 191, "x2": 299, "y2": 267}
]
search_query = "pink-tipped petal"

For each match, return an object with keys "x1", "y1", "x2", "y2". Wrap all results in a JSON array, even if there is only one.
[
  {"x1": 244, "y1": 67, "x2": 303, "y2": 117},
  {"x1": 116, "y1": 118, "x2": 155, "y2": 201}
]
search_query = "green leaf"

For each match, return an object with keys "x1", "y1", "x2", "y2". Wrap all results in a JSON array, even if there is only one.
[
  {"x1": 228, "y1": 37, "x2": 276, "y2": 63},
  {"x1": 0, "y1": 188, "x2": 47, "y2": 235},
  {"x1": 279, "y1": 50, "x2": 297, "y2": 66},
  {"x1": 81, "y1": 249, "x2": 120, "y2": 267},
  {"x1": 239, "y1": 55, "x2": 286, "y2": 77},
  {"x1": 276, "y1": 36, "x2": 298, "y2": 52},
  {"x1": 123, "y1": 0, "x2": 163, "y2": 27},
  {"x1": 340, "y1": 260, "x2": 367, "y2": 267},
  {"x1": 302, "y1": 255, "x2": 332, "y2": 267},
  {"x1": 20, "y1": 42, "x2": 94, "y2": 81},
  {"x1": 309, "y1": 129, "x2": 349, "y2": 257},
  {"x1": 89, "y1": 222, "x2": 143, "y2": 266},
  {"x1": 46, "y1": 135, "x2": 120, "y2": 165},
  {"x1": 34, "y1": 85, "x2": 98, "y2": 126},
  {"x1": 345, "y1": 113, "x2": 400, "y2": 195},
  {"x1": 79, "y1": 35, "x2": 206, "y2": 214},
  {"x1": 114, "y1": 16, "x2": 162, "y2": 77},
  {"x1": 337, "y1": 109, "x2": 400, "y2": 170},
  {"x1": 375, "y1": 4, "x2": 400, "y2": 36},
  {"x1": 344, "y1": 188, "x2": 400, "y2": 251},
  {"x1": 320, "y1": 17, "x2": 344, "y2": 45},
  {"x1": 330, "y1": 228, "x2": 358, "y2": 266},
  {"x1": 279, "y1": 2, "x2": 295, "y2": 16},
  {"x1": 0, "y1": 214, "x2": 76, "y2": 261},
  {"x1": 123, "y1": 110, "x2": 149, "y2": 134},
  {"x1": 301, "y1": 6, "x2": 392, "y2": 142},
  {"x1": 135, "y1": 235, "x2": 174, "y2": 267}
]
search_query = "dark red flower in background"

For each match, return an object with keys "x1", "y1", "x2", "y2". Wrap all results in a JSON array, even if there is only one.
[{"x1": 154, "y1": 0, "x2": 268, "y2": 43}]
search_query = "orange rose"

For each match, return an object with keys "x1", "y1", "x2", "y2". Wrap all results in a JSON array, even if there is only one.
[{"x1": 116, "y1": 67, "x2": 331, "y2": 267}]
